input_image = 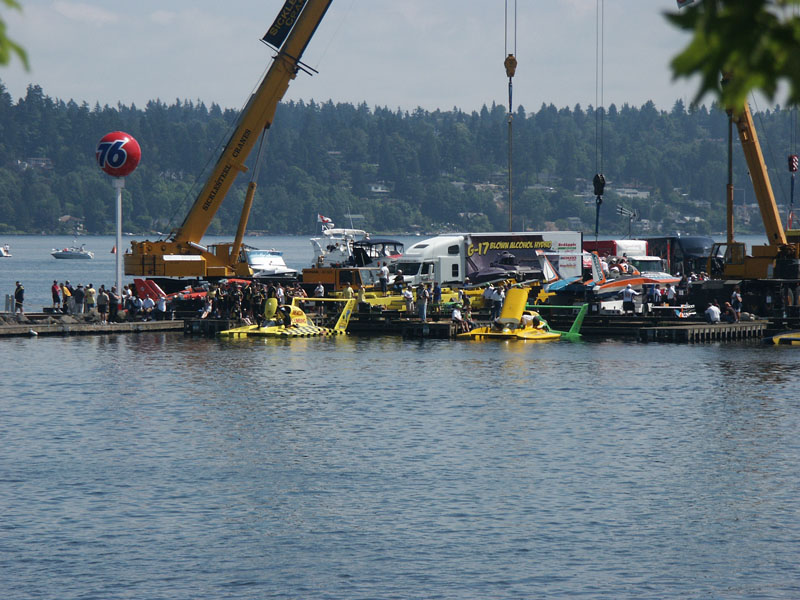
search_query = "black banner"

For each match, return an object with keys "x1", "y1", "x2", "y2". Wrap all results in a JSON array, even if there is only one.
[{"x1": 262, "y1": 0, "x2": 308, "y2": 49}]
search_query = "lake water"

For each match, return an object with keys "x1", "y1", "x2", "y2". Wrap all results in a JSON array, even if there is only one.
[{"x1": 1, "y1": 235, "x2": 799, "y2": 599}]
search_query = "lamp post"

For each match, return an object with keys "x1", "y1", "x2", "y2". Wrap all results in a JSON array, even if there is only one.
[{"x1": 96, "y1": 132, "x2": 141, "y2": 299}]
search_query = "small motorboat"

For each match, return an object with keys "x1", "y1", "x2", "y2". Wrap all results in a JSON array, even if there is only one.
[
  {"x1": 51, "y1": 243, "x2": 94, "y2": 259},
  {"x1": 243, "y1": 246, "x2": 299, "y2": 280},
  {"x1": 0, "y1": 244, "x2": 11, "y2": 257},
  {"x1": 457, "y1": 286, "x2": 587, "y2": 342}
]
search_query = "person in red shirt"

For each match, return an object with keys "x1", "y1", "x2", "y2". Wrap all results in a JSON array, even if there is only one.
[{"x1": 51, "y1": 280, "x2": 61, "y2": 309}]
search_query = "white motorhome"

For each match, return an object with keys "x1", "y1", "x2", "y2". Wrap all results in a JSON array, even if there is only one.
[{"x1": 393, "y1": 231, "x2": 582, "y2": 287}]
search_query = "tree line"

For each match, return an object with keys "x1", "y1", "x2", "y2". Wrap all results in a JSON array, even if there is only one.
[{"x1": 0, "y1": 79, "x2": 798, "y2": 237}]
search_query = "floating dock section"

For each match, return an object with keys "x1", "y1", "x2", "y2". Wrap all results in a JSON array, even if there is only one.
[{"x1": 638, "y1": 321, "x2": 767, "y2": 343}]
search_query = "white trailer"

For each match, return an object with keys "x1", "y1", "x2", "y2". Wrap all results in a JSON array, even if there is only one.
[{"x1": 393, "y1": 231, "x2": 582, "y2": 287}]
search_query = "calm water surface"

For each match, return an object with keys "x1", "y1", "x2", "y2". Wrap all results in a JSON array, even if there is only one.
[{"x1": 1, "y1": 235, "x2": 799, "y2": 599}]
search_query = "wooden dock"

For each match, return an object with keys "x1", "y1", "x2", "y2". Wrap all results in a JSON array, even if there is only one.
[{"x1": 0, "y1": 313, "x2": 184, "y2": 338}]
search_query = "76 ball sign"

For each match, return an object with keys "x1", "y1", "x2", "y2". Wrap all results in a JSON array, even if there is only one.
[{"x1": 96, "y1": 131, "x2": 141, "y2": 177}]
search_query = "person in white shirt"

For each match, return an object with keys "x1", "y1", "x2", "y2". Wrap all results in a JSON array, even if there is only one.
[
  {"x1": 621, "y1": 284, "x2": 640, "y2": 315},
  {"x1": 705, "y1": 302, "x2": 721, "y2": 323},
  {"x1": 155, "y1": 295, "x2": 168, "y2": 320},
  {"x1": 314, "y1": 282, "x2": 325, "y2": 316},
  {"x1": 379, "y1": 262, "x2": 390, "y2": 295},
  {"x1": 402, "y1": 285, "x2": 414, "y2": 315},
  {"x1": 141, "y1": 296, "x2": 155, "y2": 321},
  {"x1": 667, "y1": 283, "x2": 677, "y2": 306}
]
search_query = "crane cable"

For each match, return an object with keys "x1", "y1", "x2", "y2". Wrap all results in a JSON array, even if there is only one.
[
  {"x1": 790, "y1": 3, "x2": 800, "y2": 230},
  {"x1": 593, "y1": 0, "x2": 606, "y2": 242},
  {"x1": 504, "y1": 0, "x2": 517, "y2": 231}
]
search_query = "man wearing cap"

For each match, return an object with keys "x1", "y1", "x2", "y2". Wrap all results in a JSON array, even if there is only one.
[
  {"x1": 621, "y1": 283, "x2": 639, "y2": 315},
  {"x1": 62, "y1": 281, "x2": 74, "y2": 314}
]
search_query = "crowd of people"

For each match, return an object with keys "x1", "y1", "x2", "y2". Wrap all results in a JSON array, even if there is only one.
[
  {"x1": 47, "y1": 280, "x2": 166, "y2": 324},
  {"x1": 197, "y1": 280, "x2": 308, "y2": 324}
]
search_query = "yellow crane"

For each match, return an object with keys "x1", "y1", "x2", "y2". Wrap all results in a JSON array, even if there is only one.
[
  {"x1": 710, "y1": 85, "x2": 800, "y2": 279},
  {"x1": 125, "y1": 0, "x2": 332, "y2": 280}
]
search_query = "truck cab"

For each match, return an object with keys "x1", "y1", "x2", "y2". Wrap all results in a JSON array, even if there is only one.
[{"x1": 395, "y1": 235, "x2": 464, "y2": 287}]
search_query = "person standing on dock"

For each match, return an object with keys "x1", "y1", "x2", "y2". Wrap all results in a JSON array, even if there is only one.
[
  {"x1": 403, "y1": 284, "x2": 414, "y2": 315},
  {"x1": 276, "y1": 283, "x2": 285, "y2": 306},
  {"x1": 61, "y1": 282, "x2": 72, "y2": 314},
  {"x1": 621, "y1": 284, "x2": 639, "y2": 315},
  {"x1": 393, "y1": 270, "x2": 405, "y2": 294},
  {"x1": 666, "y1": 283, "x2": 677, "y2": 306},
  {"x1": 155, "y1": 295, "x2": 168, "y2": 320},
  {"x1": 314, "y1": 282, "x2": 325, "y2": 316},
  {"x1": 14, "y1": 281, "x2": 24, "y2": 314},
  {"x1": 108, "y1": 286, "x2": 120, "y2": 323},
  {"x1": 491, "y1": 284, "x2": 505, "y2": 321},
  {"x1": 85, "y1": 284, "x2": 96, "y2": 313},
  {"x1": 417, "y1": 283, "x2": 430, "y2": 322},
  {"x1": 51, "y1": 280, "x2": 61, "y2": 310},
  {"x1": 97, "y1": 286, "x2": 109, "y2": 324},
  {"x1": 731, "y1": 286, "x2": 742, "y2": 322},
  {"x1": 379, "y1": 262, "x2": 389, "y2": 296},
  {"x1": 73, "y1": 284, "x2": 85, "y2": 314},
  {"x1": 343, "y1": 283, "x2": 354, "y2": 300}
]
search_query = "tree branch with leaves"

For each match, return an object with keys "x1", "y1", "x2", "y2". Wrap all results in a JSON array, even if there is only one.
[
  {"x1": 0, "y1": 0, "x2": 28, "y2": 69},
  {"x1": 667, "y1": 0, "x2": 800, "y2": 109}
]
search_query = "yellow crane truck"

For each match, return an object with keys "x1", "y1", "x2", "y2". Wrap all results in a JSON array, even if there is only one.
[{"x1": 124, "y1": 0, "x2": 332, "y2": 281}]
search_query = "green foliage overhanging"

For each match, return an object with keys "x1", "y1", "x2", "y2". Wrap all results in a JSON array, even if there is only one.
[
  {"x1": 667, "y1": 0, "x2": 800, "y2": 109},
  {"x1": 0, "y1": 0, "x2": 28, "y2": 69}
]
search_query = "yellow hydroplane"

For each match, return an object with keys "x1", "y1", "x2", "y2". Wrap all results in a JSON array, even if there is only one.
[
  {"x1": 457, "y1": 286, "x2": 586, "y2": 342},
  {"x1": 219, "y1": 297, "x2": 355, "y2": 338},
  {"x1": 763, "y1": 330, "x2": 800, "y2": 345}
]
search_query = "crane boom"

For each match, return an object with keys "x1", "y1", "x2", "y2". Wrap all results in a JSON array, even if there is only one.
[
  {"x1": 125, "y1": 0, "x2": 332, "y2": 280},
  {"x1": 730, "y1": 103, "x2": 787, "y2": 246},
  {"x1": 710, "y1": 98, "x2": 800, "y2": 279}
]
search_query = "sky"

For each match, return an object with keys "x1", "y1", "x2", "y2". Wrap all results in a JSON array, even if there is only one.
[{"x1": 1, "y1": 0, "x2": 710, "y2": 114}]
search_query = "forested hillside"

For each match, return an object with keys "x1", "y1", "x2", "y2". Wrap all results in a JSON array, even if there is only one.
[{"x1": 0, "y1": 79, "x2": 796, "y2": 237}]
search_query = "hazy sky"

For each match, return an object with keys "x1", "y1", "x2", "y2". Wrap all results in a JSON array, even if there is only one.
[{"x1": 2, "y1": 0, "x2": 709, "y2": 113}]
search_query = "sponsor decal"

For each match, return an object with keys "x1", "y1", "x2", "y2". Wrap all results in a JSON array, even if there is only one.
[{"x1": 263, "y1": 0, "x2": 308, "y2": 48}]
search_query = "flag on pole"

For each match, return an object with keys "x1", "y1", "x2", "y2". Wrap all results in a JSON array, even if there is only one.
[{"x1": 317, "y1": 214, "x2": 333, "y2": 224}]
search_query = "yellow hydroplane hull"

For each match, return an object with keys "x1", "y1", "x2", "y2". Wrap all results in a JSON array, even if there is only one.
[
  {"x1": 219, "y1": 298, "x2": 355, "y2": 339},
  {"x1": 456, "y1": 287, "x2": 587, "y2": 342},
  {"x1": 763, "y1": 330, "x2": 800, "y2": 345},
  {"x1": 457, "y1": 327, "x2": 561, "y2": 341}
]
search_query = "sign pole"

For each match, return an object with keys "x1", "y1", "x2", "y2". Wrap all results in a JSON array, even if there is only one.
[
  {"x1": 96, "y1": 130, "x2": 140, "y2": 314},
  {"x1": 113, "y1": 177, "x2": 124, "y2": 296}
]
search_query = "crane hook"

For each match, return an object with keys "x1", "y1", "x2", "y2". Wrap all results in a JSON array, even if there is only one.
[{"x1": 504, "y1": 54, "x2": 517, "y2": 78}]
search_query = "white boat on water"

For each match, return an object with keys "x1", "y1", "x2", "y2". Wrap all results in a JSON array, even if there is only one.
[
  {"x1": 311, "y1": 225, "x2": 368, "y2": 267},
  {"x1": 0, "y1": 244, "x2": 10, "y2": 257},
  {"x1": 51, "y1": 243, "x2": 94, "y2": 260},
  {"x1": 244, "y1": 246, "x2": 298, "y2": 279},
  {"x1": 310, "y1": 223, "x2": 403, "y2": 268}
]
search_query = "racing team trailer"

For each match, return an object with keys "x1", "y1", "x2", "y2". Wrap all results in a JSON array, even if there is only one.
[{"x1": 394, "y1": 231, "x2": 583, "y2": 287}]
